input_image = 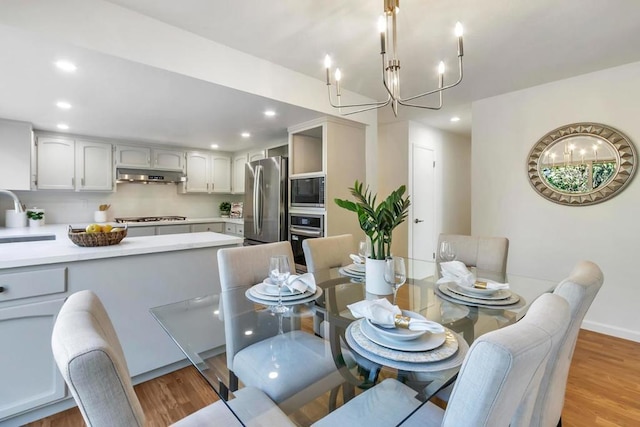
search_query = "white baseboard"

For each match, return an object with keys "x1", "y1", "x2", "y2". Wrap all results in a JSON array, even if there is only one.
[{"x1": 582, "y1": 320, "x2": 640, "y2": 343}]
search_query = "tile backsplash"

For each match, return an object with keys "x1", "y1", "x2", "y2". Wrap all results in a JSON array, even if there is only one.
[{"x1": 1, "y1": 184, "x2": 243, "y2": 225}]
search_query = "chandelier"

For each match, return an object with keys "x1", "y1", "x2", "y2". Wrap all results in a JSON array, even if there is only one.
[{"x1": 324, "y1": 0, "x2": 464, "y2": 117}]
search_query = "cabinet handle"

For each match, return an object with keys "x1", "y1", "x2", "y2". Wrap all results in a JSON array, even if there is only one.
[
  {"x1": 206, "y1": 183, "x2": 209, "y2": 191},
  {"x1": 81, "y1": 178, "x2": 85, "y2": 187},
  {"x1": 0, "y1": 286, "x2": 5, "y2": 293},
  {"x1": 72, "y1": 177, "x2": 75, "y2": 186}
]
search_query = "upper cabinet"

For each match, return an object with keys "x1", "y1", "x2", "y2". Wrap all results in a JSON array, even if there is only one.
[
  {"x1": 116, "y1": 145, "x2": 185, "y2": 172},
  {"x1": 36, "y1": 136, "x2": 113, "y2": 191},
  {"x1": 184, "y1": 151, "x2": 231, "y2": 193},
  {"x1": 232, "y1": 154, "x2": 247, "y2": 194},
  {"x1": 0, "y1": 119, "x2": 32, "y2": 191},
  {"x1": 248, "y1": 149, "x2": 266, "y2": 163}
]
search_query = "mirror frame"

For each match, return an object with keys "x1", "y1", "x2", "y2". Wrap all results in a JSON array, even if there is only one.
[{"x1": 527, "y1": 122, "x2": 637, "y2": 206}]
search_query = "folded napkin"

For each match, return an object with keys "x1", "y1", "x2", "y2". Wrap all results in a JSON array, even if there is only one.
[
  {"x1": 347, "y1": 298, "x2": 444, "y2": 333},
  {"x1": 436, "y1": 261, "x2": 509, "y2": 290},
  {"x1": 349, "y1": 254, "x2": 365, "y2": 264},
  {"x1": 282, "y1": 273, "x2": 316, "y2": 293}
]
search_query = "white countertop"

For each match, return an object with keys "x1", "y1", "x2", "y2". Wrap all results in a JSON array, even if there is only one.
[{"x1": 0, "y1": 224, "x2": 243, "y2": 269}]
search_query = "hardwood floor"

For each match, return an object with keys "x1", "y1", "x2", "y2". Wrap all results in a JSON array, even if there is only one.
[{"x1": 28, "y1": 329, "x2": 640, "y2": 426}]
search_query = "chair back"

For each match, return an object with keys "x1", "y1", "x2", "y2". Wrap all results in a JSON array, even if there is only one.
[
  {"x1": 217, "y1": 242, "x2": 295, "y2": 368},
  {"x1": 443, "y1": 293, "x2": 570, "y2": 427},
  {"x1": 524, "y1": 260, "x2": 604, "y2": 427},
  {"x1": 51, "y1": 290, "x2": 145, "y2": 427},
  {"x1": 437, "y1": 233, "x2": 509, "y2": 277},
  {"x1": 302, "y1": 234, "x2": 354, "y2": 273}
]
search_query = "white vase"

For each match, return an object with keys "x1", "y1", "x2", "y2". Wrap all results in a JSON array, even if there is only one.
[
  {"x1": 28, "y1": 218, "x2": 43, "y2": 227},
  {"x1": 94, "y1": 210, "x2": 108, "y2": 223},
  {"x1": 365, "y1": 257, "x2": 392, "y2": 295}
]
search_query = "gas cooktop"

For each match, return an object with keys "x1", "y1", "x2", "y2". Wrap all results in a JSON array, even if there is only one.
[{"x1": 114, "y1": 216, "x2": 187, "y2": 223}]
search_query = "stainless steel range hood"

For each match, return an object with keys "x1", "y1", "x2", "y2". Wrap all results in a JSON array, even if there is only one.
[{"x1": 116, "y1": 168, "x2": 186, "y2": 184}]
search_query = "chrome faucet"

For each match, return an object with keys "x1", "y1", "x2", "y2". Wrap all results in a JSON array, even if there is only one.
[{"x1": 0, "y1": 190, "x2": 24, "y2": 212}]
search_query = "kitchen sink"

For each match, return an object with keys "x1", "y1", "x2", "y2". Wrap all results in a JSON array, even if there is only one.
[{"x1": 0, "y1": 235, "x2": 56, "y2": 244}]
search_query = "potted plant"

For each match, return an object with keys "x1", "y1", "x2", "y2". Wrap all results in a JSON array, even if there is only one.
[
  {"x1": 26, "y1": 209, "x2": 45, "y2": 227},
  {"x1": 335, "y1": 180, "x2": 410, "y2": 294},
  {"x1": 219, "y1": 201, "x2": 231, "y2": 218}
]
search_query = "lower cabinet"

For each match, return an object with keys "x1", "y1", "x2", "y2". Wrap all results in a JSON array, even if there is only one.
[
  {"x1": 156, "y1": 224, "x2": 191, "y2": 235},
  {"x1": 126, "y1": 226, "x2": 156, "y2": 237},
  {"x1": 224, "y1": 222, "x2": 244, "y2": 237},
  {"x1": 191, "y1": 223, "x2": 224, "y2": 233},
  {"x1": 0, "y1": 266, "x2": 69, "y2": 422}
]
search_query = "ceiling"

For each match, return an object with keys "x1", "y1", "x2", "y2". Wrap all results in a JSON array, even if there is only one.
[{"x1": 2, "y1": 0, "x2": 640, "y2": 150}]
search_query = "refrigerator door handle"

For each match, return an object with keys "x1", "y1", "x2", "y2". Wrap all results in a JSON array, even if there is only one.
[{"x1": 254, "y1": 164, "x2": 263, "y2": 235}]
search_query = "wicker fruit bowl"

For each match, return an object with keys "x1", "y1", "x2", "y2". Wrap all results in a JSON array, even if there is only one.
[{"x1": 68, "y1": 225, "x2": 127, "y2": 247}]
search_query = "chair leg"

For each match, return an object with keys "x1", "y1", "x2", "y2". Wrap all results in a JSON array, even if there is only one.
[
  {"x1": 229, "y1": 371, "x2": 239, "y2": 392},
  {"x1": 557, "y1": 417, "x2": 562, "y2": 427},
  {"x1": 328, "y1": 386, "x2": 339, "y2": 412}
]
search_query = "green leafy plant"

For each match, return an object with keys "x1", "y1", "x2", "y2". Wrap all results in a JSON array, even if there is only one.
[
  {"x1": 335, "y1": 180, "x2": 410, "y2": 260},
  {"x1": 219, "y1": 201, "x2": 231, "y2": 214},
  {"x1": 26, "y1": 210, "x2": 44, "y2": 220}
]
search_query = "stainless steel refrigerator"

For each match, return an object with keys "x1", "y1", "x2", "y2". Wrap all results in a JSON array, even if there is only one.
[{"x1": 244, "y1": 156, "x2": 288, "y2": 245}]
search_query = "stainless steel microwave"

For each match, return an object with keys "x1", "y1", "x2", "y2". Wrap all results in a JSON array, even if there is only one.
[{"x1": 290, "y1": 175, "x2": 325, "y2": 208}]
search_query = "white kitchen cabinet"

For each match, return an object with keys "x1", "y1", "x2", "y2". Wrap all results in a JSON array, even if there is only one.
[
  {"x1": 36, "y1": 137, "x2": 75, "y2": 190},
  {"x1": 156, "y1": 224, "x2": 191, "y2": 235},
  {"x1": 115, "y1": 144, "x2": 151, "y2": 168},
  {"x1": 185, "y1": 151, "x2": 231, "y2": 193},
  {"x1": 36, "y1": 137, "x2": 113, "y2": 191},
  {"x1": 0, "y1": 267, "x2": 68, "y2": 421},
  {"x1": 153, "y1": 148, "x2": 185, "y2": 172},
  {"x1": 125, "y1": 226, "x2": 156, "y2": 237},
  {"x1": 232, "y1": 154, "x2": 247, "y2": 194},
  {"x1": 75, "y1": 140, "x2": 113, "y2": 191},
  {"x1": 0, "y1": 118, "x2": 32, "y2": 191},
  {"x1": 224, "y1": 222, "x2": 244, "y2": 237},
  {"x1": 211, "y1": 154, "x2": 231, "y2": 193},
  {"x1": 191, "y1": 223, "x2": 224, "y2": 233},
  {"x1": 248, "y1": 149, "x2": 266, "y2": 162}
]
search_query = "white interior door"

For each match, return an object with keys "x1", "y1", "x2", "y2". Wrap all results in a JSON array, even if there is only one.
[{"x1": 410, "y1": 145, "x2": 436, "y2": 261}]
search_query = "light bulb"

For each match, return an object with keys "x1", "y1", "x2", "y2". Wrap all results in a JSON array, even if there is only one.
[
  {"x1": 335, "y1": 68, "x2": 342, "y2": 82},
  {"x1": 378, "y1": 15, "x2": 386, "y2": 33},
  {"x1": 580, "y1": 149, "x2": 586, "y2": 155},
  {"x1": 324, "y1": 54, "x2": 331, "y2": 69},
  {"x1": 455, "y1": 22, "x2": 464, "y2": 37},
  {"x1": 438, "y1": 61, "x2": 445, "y2": 75}
]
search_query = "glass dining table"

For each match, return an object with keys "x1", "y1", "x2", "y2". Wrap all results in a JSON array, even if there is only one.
[{"x1": 150, "y1": 259, "x2": 556, "y2": 426}]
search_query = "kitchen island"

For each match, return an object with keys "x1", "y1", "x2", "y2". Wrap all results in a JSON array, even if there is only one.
[{"x1": 0, "y1": 227, "x2": 243, "y2": 426}]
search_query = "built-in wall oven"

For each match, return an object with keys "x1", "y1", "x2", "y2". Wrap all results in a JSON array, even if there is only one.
[{"x1": 289, "y1": 213, "x2": 324, "y2": 272}]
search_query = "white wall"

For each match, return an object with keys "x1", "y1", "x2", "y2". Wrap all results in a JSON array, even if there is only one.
[
  {"x1": 378, "y1": 121, "x2": 471, "y2": 257},
  {"x1": 472, "y1": 60, "x2": 640, "y2": 342}
]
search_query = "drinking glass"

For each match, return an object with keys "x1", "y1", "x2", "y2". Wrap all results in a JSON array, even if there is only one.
[
  {"x1": 269, "y1": 255, "x2": 291, "y2": 315},
  {"x1": 358, "y1": 239, "x2": 369, "y2": 260},
  {"x1": 439, "y1": 241, "x2": 456, "y2": 262},
  {"x1": 384, "y1": 256, "x2": 407, "y2": 305}
]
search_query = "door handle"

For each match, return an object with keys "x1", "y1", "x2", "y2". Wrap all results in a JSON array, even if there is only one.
[{"x1": 414, "y1": 218, "x2": 424, "y2": 223}]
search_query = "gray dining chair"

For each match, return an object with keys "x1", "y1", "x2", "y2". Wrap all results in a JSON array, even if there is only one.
[
  {"x1": 302, "y1": 233, "x2": 355, "y2": 273},
  {"x1": 51, "y1": 290, "x2": 294, "y2": 427},
  {"x1": 217, "y1": 242, "x2": 346, "y2": 414},
  {"x1": 512, "y1": 260, "x2": 604, "y2": 427},
  {"x1": 436, "y1": 233, "x2": 509, "y2": 278},
  {"x1": 312, "y1": 293, "x2": 570, "y2": 427}
]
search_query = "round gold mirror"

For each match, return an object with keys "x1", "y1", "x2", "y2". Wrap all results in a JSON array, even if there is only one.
[{"x1": 527, "y1": 123, "x2": 636, "y2": 206}]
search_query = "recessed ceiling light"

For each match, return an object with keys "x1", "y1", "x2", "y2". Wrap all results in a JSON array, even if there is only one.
[
  {"x1": 450, "y1": 116, "x2": 461, "y2": 122},
  {"x1": 55, "y1": 60, "x2": 77, "y2": 72},
  {"x1": 57, "y1": 123, "x2": 69, "y2": 130},
  {"x1": 210, "y1": 144, "x2": 219, "y2": 149},
  {"x1": 56, "y1": 101, "x2": 72, "y2": 109},
  {"x1": 264, "y1": 110, "x2": 276, "y2": 117},
  {"x1": 241, "y1": 132, "x2": 251, "y2": 138}
]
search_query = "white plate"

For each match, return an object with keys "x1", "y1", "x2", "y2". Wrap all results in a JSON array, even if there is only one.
[
  {"x1": 345, "y1": 263, "x2": 365, "y2": 272},
  {"x1": 245, "y1": 287, "x2": 323, "y2": 306},
  {"x1": 437, "y1": 284, "x2": 520, "y2": 306},
  {"x1": 360, "y1": 318, "x2": 446, "y2": 352},
  {"x1": 366, "y1": 310, "x2": 429, "y2": 341},
  {"x1": 446, "y1": 283, "x2": 511, "y2": 300},
  {"x1": 339, "y1": 267, "x2": 365, "y2": 279},
  {"x1": 247, "y1": 286, "x2": 311, "y2": 301},
  {"x1": 253, "y1": 281, "x2": 301, "y2": 297}
]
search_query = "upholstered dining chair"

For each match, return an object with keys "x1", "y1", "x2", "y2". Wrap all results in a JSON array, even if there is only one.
[
  {"x1": 51, "y1": 290, "x2": 294, "y2": 427},
  {"x1": 312, "y1": 293, "x2": 570, "y2": 427},
  {"x1": 436, "y1": 233, "x2": 509, "y2": 278},
  {"x1": 302, "y1": 233, "x2": 355, "y2": 273},
  {"x1": 512, "y1": 260, "x2": 604, "y2": 427},
  {"x1": 217, "y1": 242, "x2": 345, "y2": 414}
]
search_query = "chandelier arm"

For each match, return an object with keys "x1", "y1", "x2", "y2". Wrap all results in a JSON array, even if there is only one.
[
  {"x1": 399, "y1": 57, "x2": 463, "y2": 103},
  {"x1": 332, "y1": 98, "x2": 393, "y2": 116},
  {"x1": 327, "y1": 86, "x2": 391, "y2": 109},
  {"x1": 397, "y1": 91, "x2": 443, "y2": 110}
]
